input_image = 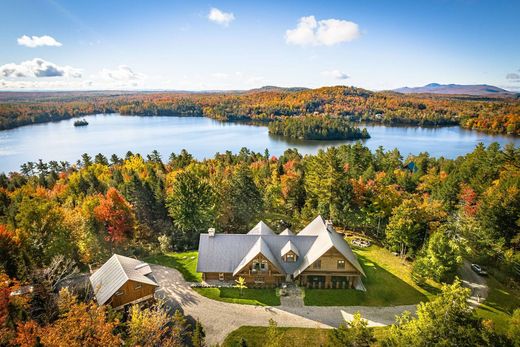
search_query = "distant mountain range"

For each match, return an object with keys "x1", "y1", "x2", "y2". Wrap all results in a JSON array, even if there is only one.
[{"x1": 394, "y1": 83, "x2": 516, "y2": 97}]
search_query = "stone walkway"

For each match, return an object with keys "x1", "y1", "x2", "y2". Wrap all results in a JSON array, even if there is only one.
[
  {"x1": 279, "y1": 285, "x2": 304, "y2": 307},
  {"x1": 151, "y1": 265, "x2": 415, "y2": 345}
]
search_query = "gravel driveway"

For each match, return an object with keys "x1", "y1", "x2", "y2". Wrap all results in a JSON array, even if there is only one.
[
  {"x1": 459, "y1": 260, "x2": 489, "y2": 307},
  {"x1": 151, "y1": 265, "x2": 415, "y2": 345}
]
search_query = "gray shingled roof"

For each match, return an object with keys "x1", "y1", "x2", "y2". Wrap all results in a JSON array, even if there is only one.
[
  {"x1": 197, "y1": 216, "x2": 365, "y2": 278},
  {"x1": 293, "y1": 216, "x2": 365, "y2": 277},
  {"x1": 89, "y1": 254, "x2": 158, "y2": 305},
  {"x1": 281, "y1": 240, "x2": 300, "y2": 257},
  {"x1": 279, "y1": 228, "x2": 294, "y2": 235},
  {"x1": 247, "y1": 221, "x2": 275, "y2": 235},
  {"x1": 233, "y1": 237, "x2": 284, "y2": 276}
]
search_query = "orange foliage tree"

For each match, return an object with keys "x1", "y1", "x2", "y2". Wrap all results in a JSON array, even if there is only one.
[{"x1": 94, "y1": 187, "x2": 135, "y2": 248}]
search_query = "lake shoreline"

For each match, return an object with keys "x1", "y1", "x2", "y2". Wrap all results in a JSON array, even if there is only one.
[{"x1": 1, "y1": 113, "x2": 518, "y2": 173}]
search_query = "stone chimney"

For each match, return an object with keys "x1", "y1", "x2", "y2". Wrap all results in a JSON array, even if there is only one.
[{"x1": 208, "y1": 227, "x2": 216, "y2": 237}]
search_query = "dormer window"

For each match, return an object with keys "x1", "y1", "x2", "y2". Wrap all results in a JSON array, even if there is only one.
[
  {"x1": 281, "y1": 240, "x2": 300, "y2": 263},
  {"x1": 284, "y1": 252, "x2": 297, "y2": 262}
]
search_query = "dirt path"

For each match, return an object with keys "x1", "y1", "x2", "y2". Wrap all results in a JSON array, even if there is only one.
[
  {"x1": 459, "y1": 260, "x2": 489, "y2": 307},
  {"x1": 151, "y1": 265, "x2": 415, "y2": 345}
]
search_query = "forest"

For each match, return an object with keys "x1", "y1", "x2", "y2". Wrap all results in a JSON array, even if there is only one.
[
  {"x1": 0, "y1": 86, "x2": 518, "y2": 135},
  {"x1": 268, "y1": 115, "x2": 370, "y2": 140},
  {"x1": 0, "y1": 142, "x2": 519, "y2": 344},
  {"x1": 0, "y1": 142, "x2": 518, "y2": 282}
]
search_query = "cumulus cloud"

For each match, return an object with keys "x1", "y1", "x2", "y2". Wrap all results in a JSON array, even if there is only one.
[
  {"x1": 208, "y1": 8, "x2": 235, "y2": 26},
  {"x1": 506, "y1": 72, "x2": 520, "y2": 81},
  {"x1": 0, "y1": 78, "x2": 93, "y2": 90},
  {"x1": 17, "y1": 35, "x2": 62, "y2": 48},
  {"x1": 99, "y1": 65, "x2": 144, "y2": 81},
  {"x1": 0, "y1": 58, "x2": 81, "y2": 78},
  {"x1": 286, "y1": 16, "x2": 360, "y2": 46},
  {"x1": 322, "y1": 69, "x2": 349, "y2": 80}
]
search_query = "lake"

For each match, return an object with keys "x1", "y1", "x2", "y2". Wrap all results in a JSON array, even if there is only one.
[{"x1": 0, "y1": 113, "x2": 519, "y2": 173}]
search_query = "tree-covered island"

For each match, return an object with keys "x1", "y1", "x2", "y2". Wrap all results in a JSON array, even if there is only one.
[{"x1": 268, "y1": 115, "x2": 370, "y2": 140}]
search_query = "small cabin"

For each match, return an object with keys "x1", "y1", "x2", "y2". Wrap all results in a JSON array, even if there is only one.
[{"x1": 89, "y1": 254, "x2": 158, "y2": 309}]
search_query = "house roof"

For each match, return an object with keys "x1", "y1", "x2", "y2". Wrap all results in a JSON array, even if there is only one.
[
  {"x1": 89, "y1": 254, "x2": 158, "y2": 306},
  {"x1": 247, "y1": 221, "x2": 275, "y2": 235},
  {"x1": 233, "y1": 237, "x2": 284, "y2": 276},
  {"x1": 292, "y1": 216, "x2": 365, "y2": 277},
  {"x1": 279, "y1": 228, "x2": 294, "y2": 236},
  {"x1": 197, "y1": 216, "x2": 365, "y2": 278},
  {"x1": 281, "y1": 240, "x2": 300, "y2": 257}
]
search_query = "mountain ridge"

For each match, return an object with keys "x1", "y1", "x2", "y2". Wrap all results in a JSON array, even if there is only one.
[{"x1": 394, "y1": 83, "x2": 515, "y2": 96}]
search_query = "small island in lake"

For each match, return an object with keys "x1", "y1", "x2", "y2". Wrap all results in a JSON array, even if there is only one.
[
  {"x1": 268, "y1": 115, "x2": 370, "y2": 140},
  {"x1": 73, "y1": 119, "x2": 89, "y2": 127}
]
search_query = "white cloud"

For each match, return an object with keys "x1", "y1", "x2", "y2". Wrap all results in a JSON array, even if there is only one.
[
  {"x1": 322, "y1": 69, "x2": 349, "y2": 80},
  {"x1": 0, "y1": 79, "x2": 92, "y2": 90},
  {"x1": 208, "y1": 8, "x2": 235, "y2": 26},
  {"x1": 0, "y1": 58, "x2": 81, "y2": 78},
  {"x1": 211, "y1": 72, "x2": 229, "y2": 79},
  {"x1": 506, "y1": 72, "x2": 520, "y2": 82},
  {"x1": 17, "y1": 35, "x2": 62, "y2": 48},
  {"x1": 286, "y1": 16, "x2": 360, "y2": 46},
  {"x1": 99, "y1": 65, "x2": 144, "y2": 81}
]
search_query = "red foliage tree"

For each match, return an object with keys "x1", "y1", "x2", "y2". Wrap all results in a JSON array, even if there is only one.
[
  {"x1": 459, "y1": 184, "x2": 478, "y2": 217},
  {"x1": 94, "y1": 188, "x2": 135, "y2": 248}
]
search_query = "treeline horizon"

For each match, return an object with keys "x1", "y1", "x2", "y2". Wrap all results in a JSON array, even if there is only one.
[{"x1": 0, "y1": 86, "x2": 518, "y2": 134}]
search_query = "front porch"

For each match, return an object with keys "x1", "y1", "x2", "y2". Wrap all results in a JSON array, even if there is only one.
[{"x1": 298, "y1": 273, "x2": 362, "y2": 289}]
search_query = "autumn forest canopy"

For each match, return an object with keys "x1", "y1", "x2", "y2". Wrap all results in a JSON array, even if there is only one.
[
  {"x1": 0, "y1": 86, "x2": 519, "y2": 135},
  {"x1": 1, "y1": 142, "x2": 519, "y2": 282}
]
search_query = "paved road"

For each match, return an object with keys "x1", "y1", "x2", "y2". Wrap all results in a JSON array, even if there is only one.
[
  {"x1": 459, "y1": 260, "x2": 489, "y2": 307},
  {"x1": 151, "y1": 265, "x2": 415, "y2": 345}
]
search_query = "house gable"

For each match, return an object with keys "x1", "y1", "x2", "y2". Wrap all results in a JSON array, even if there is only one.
[
  {"x1": 234, "y1": 253, "x2": 283, "y2": 276},
  {"x1": 301, "y1": 247, "x2": 359, "y2": 274},
  {"x1": 232, "y1": 237, "x2": 284, "y2": 276},
  {"x1": 109, "y1": 279, "x2": 156, "y2": 309}
]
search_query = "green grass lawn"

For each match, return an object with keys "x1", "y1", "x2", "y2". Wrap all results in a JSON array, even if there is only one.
[
  {"x1": 146, "y1": 251, "x2": 279, "y2": 306},
  {"x1": 304, "y1": 243, "x2": 442, "y2": 306},
  {"x1": 223, "y1": 326, "x2": 389, "y2": 346},
  {"x1": 475, "y1": 275, "x2": 520, "y2": 334},
  {"x1": 193, "y1": 287, "x2": 280, "y2": 306},
  {"x1": 145, "y1": 251, "x2": 202, "y2": 282}
]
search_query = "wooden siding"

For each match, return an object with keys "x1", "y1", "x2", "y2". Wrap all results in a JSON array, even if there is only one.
[
  {"x1": 303, "y1": 247, "x2": 358, "y2": 273},
  {"x1": 201, "y1": 247, "x2": 363, "y2": 289},
  {"x1": 108, "y1": 280, "x2": 156, "y2": 308},
  {"x1": 203, "y1": 254, "x2": 284, "y2": 287},
  {"x1": 299, "y1": 247, "x2": 361, "y2": 288}
]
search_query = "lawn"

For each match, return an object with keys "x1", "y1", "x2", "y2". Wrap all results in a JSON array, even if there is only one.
[
  {"x1": 145, "y1": 251, "x2": 201, "y2": 282},
  {"x1": 146, "y1": 251, "x2": 280, "y2": 306},
  {"x1": 475, "y1": 275, "x2": 520, "y2": 334},
  {"x1": 304, "y1": 243, "x2": 442, "y2": 306},
  {"x1": 223, "y1": 326, "x2": 389, "y2": 346},
  {"x1": 193, "y1": 287, "x2": 280, "y2": 306}
]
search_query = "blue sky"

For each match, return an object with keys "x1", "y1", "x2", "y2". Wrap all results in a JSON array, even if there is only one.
[{"x1": 0, "y1": 0, "x2": 519, "y2": 91}]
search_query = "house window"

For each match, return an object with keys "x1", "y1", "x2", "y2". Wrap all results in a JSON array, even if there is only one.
[
  {"x1": 337, "y1": 260, "x2": 345, "y2": 269},
  {"x1": 219, "y1": 273, "x2": 225, "y2": 281},
  {"x1": 252, "y1": 260, "x2": 268, "y2": 272},
  {"x1": 254, "y1": 276, "x2": 265, "y2": 283},
  {"x1": 115, "y1": 290, "x2": 125, "y2": 296},
  {"x1": 134, "y1": 284, "x2": 142, "y2": 290},
  {"x1": 313, "y1": 260, "x2": 321, "y2": 269},
  {"x1": 285, "y1": 253, "x2": 296, "y2": 262}
]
